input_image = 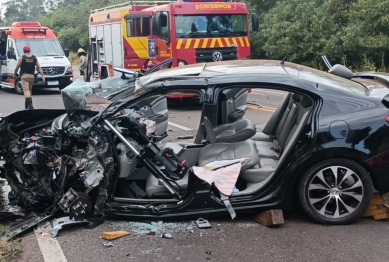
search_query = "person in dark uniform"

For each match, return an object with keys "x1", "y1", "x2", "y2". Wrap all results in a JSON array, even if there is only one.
[{"x1": 13, "y1": 46, "x2": 45, "y2": 110}]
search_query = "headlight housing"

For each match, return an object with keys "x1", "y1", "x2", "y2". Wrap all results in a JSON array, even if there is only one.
[{"x1": 66, "y1": 67, "x2": 73, "y2": 74}]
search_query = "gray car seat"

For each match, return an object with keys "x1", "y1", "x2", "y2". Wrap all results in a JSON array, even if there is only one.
[
  {"x1": 203, "y1": 117, "x2": 256, "y2": 143},
  {"x1": 145, "y1": 140, "x2": 260, "y2": 198}
]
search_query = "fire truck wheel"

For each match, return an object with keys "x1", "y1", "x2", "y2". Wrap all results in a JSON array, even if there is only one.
[{"x1": 14, "y1": 80, "x2": 24, "y2": 95}]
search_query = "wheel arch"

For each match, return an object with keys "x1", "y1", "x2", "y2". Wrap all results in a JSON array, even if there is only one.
[{"x1": 284, "y1": 150, "x2": 379, "y2": 202}]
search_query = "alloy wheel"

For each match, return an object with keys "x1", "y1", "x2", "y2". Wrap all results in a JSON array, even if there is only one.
[{"x1": 307, "y1": 166, "x2": 364, "y2": 219}]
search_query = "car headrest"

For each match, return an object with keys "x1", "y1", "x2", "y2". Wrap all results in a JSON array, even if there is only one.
[
  {"x1": 292, "y1": 93, "x2": 302, "y2": 102},
  {"x1": 301, "y1": 96, "x2": 313, "y2": 107}
]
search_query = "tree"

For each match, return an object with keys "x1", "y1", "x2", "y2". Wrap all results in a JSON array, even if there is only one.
[{"x1": 342, "y1": 0, "x2": 389, "y2": 70}]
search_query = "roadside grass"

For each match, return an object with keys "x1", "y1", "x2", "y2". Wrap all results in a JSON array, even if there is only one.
[
  {"x1": 0, "y1": 181, "x2": 23, "y2": 261},
  {"x1": 0, "y1": 228, "x2": 23, "y2": 262}
]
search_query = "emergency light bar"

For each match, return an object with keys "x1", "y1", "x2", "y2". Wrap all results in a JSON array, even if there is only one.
[{"x1": 20, "y1": 28, "x2": 48, "y2": 35}]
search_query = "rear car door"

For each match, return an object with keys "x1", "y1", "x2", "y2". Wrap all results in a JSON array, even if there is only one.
[{"x1": 217, "y1": 88, "x2": 249, "y2": 125}]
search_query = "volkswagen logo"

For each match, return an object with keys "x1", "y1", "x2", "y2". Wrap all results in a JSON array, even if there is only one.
[{"x1": 212, "y1": 51, "x2": 223, "y2": 62}]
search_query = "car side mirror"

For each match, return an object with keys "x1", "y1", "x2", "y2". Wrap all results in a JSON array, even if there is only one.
[
  {"x1": 64, "y1": 49, "x2": 69, "y2": 57},
  {"x1": 251, "y1": 13, "x2": 259, "y2": 32},
  {"x1": 160, "y1": 14, "x2": 168, "y2": 27},
  {"x1": 7, "y1": 50, "x2": 15, "y2": 60},
  {"x1": 153, "y1": 16, "x2": 161, "y2": 36}
]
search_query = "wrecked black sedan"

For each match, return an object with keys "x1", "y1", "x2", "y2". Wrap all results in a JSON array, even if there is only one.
[{"x1": 1, "y1": 59, "x2": 389, "y2": 230}]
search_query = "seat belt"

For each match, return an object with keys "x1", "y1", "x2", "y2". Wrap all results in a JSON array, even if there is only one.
[{"x1": 220, "y1": 193, "x2": 236, "y2": 220}]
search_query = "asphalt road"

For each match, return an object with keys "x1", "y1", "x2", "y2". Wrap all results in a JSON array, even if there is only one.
[{"x1": 1, "y1": 74, "x2": 389, "y2": 262}]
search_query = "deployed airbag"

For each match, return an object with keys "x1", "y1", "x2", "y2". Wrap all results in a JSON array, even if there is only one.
[{"x1": 192, "y1": 162, "x2": 242, "y2": 196}]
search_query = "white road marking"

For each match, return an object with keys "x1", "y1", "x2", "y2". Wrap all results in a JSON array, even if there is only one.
[
  {"x1": 34, "y1": 222, "x2": 68, "y2": 262},
  {"x1": 251, "y1": 89, "x2": 287, "y2": 95},
  {"x1": 168, "y1": 121, "x2": 193, "y2": 131}
]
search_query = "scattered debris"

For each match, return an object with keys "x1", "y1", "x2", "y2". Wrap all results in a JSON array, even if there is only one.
[
  {"x1": 177, "y1": 135, "x2": 194, "y2": 139},
  {"x1": 111, "y1": 221, "x2": 194, "y2": 236},
  {"x1": 364, "y1": 193, "x2": 389, "y2": 221},
  {"x1": 103, "y1": 241, "x2": 114, "y2": 248},
  {"x1": 161, "y1": 233, "x2": 173, "y2": 239},
  {"x1": 206, "y1": 258, "x2": 210, "y2": 260},
  {"x1": 205, "y1": 251, "x2": 213, "y2": 255},
  {"x1": 102, "y1": 230, "x2": 130, "y2": 240},
  {"x1": 147, "y1": 232, "x2": 156, "y2": 236},
  {"x1": 49, "y1": 216, "x2": 89, "y2": 238},
  {"x1": 254, "y1": 209, "x2": 284, "y2": 227},
  {"x1": 196, "y1": 218, "x2": 212, "y2": 229}
]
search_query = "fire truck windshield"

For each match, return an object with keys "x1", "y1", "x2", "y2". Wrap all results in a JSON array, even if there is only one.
[
  {"x1": 16, "y1": 39, "x2": 65, "y2": 57},
  {"x1": 175, "y1": 14, "x2": 247, "y2": 38}
]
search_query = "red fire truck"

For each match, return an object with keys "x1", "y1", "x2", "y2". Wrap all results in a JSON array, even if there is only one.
[{"x1": 88, "y1": 0, "x2": 259, "y2": 79}]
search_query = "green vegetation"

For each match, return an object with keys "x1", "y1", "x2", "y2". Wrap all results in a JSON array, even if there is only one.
[{"x1": 0, "y1": 0, "x2": 388, "y2": 71}]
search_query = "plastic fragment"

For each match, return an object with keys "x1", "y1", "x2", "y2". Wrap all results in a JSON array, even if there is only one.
[
  {"x1": 161, "y1": 233, "x2": 172, "y2": 239},
  {"x1": 103, "y1": 241, "x2": 113, "y2": 247},
  {"x1": 42, "y1": 233, "x2": 51, "y2": 239}
]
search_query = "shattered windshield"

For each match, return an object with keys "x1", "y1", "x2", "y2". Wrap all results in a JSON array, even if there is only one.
[
  {"x1": 61, "y1": 78, "x2": 136, "y2": 114},
  {"x1": 175, "y1": 15, "x2": 247, "y2": 38}
]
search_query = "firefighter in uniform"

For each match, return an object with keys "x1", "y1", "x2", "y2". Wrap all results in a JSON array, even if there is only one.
[
  {"x1": 78, "y1": 48, "x2": 87, "y2": 81},
  {"x1": 13, "y1": 46, "x2": 45, "y2": 110}
]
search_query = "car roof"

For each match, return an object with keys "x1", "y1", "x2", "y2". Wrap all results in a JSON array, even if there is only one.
[
  {"x1": 141, "y1": 59, "x2": 366, "y2": 93},
  {"x1": 147, "y1": 59, "x2": 300, "y2": 78}
]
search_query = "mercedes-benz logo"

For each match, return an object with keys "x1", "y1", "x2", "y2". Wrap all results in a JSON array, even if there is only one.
[
  {"x1": 48, "y1": 67, "x2": 55, "y2": 74},
  {"x1": 212, "y1": 51, "x2": 223, "y2": 62}
]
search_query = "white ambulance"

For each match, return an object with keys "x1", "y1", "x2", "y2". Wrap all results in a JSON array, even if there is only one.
[{"x1": 0, "y1": 21, "x2": 73, "y2": 94}]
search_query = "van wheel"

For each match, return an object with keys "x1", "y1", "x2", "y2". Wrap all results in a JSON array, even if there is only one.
[
  {"x1": 14, "y1": 80, "x2": 24, "y2": 95},
  {"x1": 297, "y1": 159, "x2": 373, "y2": 225}
]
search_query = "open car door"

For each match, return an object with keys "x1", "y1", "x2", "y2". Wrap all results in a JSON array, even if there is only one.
[{"x1": 217, "y1": 88, "x2": 249, "y2": 125}]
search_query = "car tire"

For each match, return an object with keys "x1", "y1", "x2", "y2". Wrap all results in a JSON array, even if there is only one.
[
  {"x1": 297, "y1": 158, "x2": 373, "y2": 225},
  {"x1": 14, "y1": 80, "x2": 24, "y2": 95}
]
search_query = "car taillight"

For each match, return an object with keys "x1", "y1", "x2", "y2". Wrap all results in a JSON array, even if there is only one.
[
  {"x1": 248, "y1": 88, "x2": 252, "y2": 93},
  {"x1": 386, "y1": 115, "x2": 389, "y2": 123}
]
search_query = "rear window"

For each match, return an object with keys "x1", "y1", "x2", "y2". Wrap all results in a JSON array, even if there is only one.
[{"x1": 299, "y1": 66, "x2": 368, "y2": 96}]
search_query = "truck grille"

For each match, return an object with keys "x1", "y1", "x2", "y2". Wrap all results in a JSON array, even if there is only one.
[
  {"x1": 42, "y1": 67, "x2": 65, "y2": 76},
  {"x1": 195, "y1": 48, "x2": 237, "y2": 63}
]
